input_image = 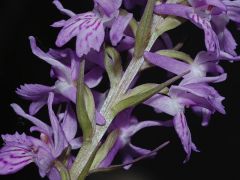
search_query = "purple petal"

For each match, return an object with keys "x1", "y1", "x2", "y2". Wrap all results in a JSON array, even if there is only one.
[
  {"x1": 173, "y1": 112, "x2": 198, "y2": 163},
  {"x1": 29, "y1": 100, "x2": 47, "y2": 115},
  {"x1": 219, "y1": 28, "x2": 237, "y2": 56},
  {"x1": 161, "y1": 33, "x2": 173, "y2": 49},
  {"x1": 69, "y1": 138, "x2": 82, "y2": 149},
  {"x1": 94, "y1": 0, "x2": 122, "y2": 17},
  {"x1": 174, "y1": 83, "x2": 226, "y2": 114},
  {"x1": 109, "y1": 108, "x2": 133, "y2": 130},
  {"x1": 0, "y1": 133, "x2": 33, "y2": 175},
  {"x1": 110, "y1": 12, "x2": 133, "y2": 46},
  {"x1": 223, "y1": 0, "x2": 240, "y2": 23},
  {"x1": 96, "y1": 111, "x2": 106, "y2": 126},
  {"x1": 85, "y1": 66, "x2": 104, "y2": 88},
  {"x1": 47, "y1": 92, "x2": 67, "y2": 156},
  {"x1": 16, "y1": 84, "x2": 53, "y2": 101},
  {"x1": 189, "y1": 13, "x2": 220, "y2": 54},
  {"x1": 129, "y1": 143, "x2": 151, "y2": 156},
  {"x1": 29, "y1": 36, "x2": 72, "y2": 82},
  {"x1": 188, "y1": 0, "x2": 226, "y2": 11},
  {"x1": 54, "y1": 12, "x2": 105, "y2": 57},
  {"x1": 61, "y1": 105, "x2": 78, "y2": 142},
  {"x1": 127, "y1": 121, "x2": 165, "y2": 137},
  {"x1": 53, "y1": 0, "x2": 76, "y2": 17},
  {"x1": 85, "y1": 49, "x2": 105, "y2": 68},
  {"x1": 48, "y1": 167, "x2": 61, "y2": 180},
  {"x1": 54, "y1": 81, "x2": 76, "y2": 103},
  {"x1": 144, "y1": 51, "x2": 190, "y2": 75},
  {"x1": 154, "y1": 4, "x2": 193, "y2": 19},
  {"x1": 34, "y1": 147, "x2": 55, "y2": 177},
  {"x1": 144, "y1": 94, "x2": 182, "y2": 116},
  {"x1": 180, "y1": 73, "x2": 227, "y2": 85},
  {"x1": 75, "y1": 16, "x2": 105, "y2": 57},
  {"x1": 115, "y1": 35, "x2": 135, "y2": 51},
  {"x1": 99, "y1": 138, "x2": 123, "y2": 168},
  {"x1": 11, "y1": 104, "x2": 52, "y2": 135}
]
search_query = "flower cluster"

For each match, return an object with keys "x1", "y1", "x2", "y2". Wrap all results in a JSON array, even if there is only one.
[{"x1": 0, "y1": 0, "x2": 239, "y2": 179}]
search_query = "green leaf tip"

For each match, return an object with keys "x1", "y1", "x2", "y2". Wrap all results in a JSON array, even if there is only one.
[{"x1": 134, "y1": 0, "x2": 156, "y2": 58}]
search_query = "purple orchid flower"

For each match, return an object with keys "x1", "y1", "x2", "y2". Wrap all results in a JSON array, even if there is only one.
[
  {"x1": 0, "y1": 92, "x2": 81, "y2": 179},
  {"x1": 99, "y1": 109, "x2": 171, "y2": 169},
  {"x1": 144, "y1": 90, "x2": 198, "y2": 162},
  {"x1": 144, "y1": 79, "x2": 225, "y2": 162},
  {"x1": 154, "y1": 0, "x2": 240, "y2": 60},
  {"x1": 52, "y1": 0, "x2": 133, "y2": 57},
  {"x1": 16, "y1": 36, "x2": 103, "y2": 115}
]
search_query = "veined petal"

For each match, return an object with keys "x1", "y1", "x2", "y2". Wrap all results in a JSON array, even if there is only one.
[
  {"x1": 0, "y1": 133, "x2": 34, "y2": 175},
  {"x1": 173, "y1": 112, "x2": 198, "y2": 163},
  {"x1": 187, "y1": 12, "x2": 220, "y2": 54},
  {"x1": 54, "y1": 12, "x2": 105, "y2": 57},
  {"x1": 16, "y1": 84, "x2": 53, "y2": 101},
  {"x1": 76, "y1": 16, "x2": 105, "y2": 57}
]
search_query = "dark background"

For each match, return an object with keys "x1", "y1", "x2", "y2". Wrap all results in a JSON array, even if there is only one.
[{"x1": 1, "y1": 0, "x2": 240, "y2": 179}]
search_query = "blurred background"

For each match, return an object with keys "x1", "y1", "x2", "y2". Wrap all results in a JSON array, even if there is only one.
[{"x1": 0, "y1": 0, "x2": 240, "y2": 179}]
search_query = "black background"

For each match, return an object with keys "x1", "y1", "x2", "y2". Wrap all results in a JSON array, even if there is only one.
[{"x1": 1, "y1": 0, "x2": 240, "y2": 179}]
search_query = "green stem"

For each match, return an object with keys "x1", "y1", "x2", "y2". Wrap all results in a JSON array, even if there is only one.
[{"x1": 69, "y1": 15, "x2": 165, "y2": 180}]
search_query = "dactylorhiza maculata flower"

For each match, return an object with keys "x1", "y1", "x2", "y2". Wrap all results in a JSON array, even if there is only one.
[
  {"x1": 0, "y1": 93, "x2": 81, "y2": 179},
  {"x1": 1, "y1": 0, "x2": 240, "y2": 179}
]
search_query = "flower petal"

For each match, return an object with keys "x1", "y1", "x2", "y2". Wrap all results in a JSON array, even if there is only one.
[
  {"x1": 29, "y1": 36, "x2": 72, "y2": 82},
  {"x1": 110, "y1": 12, "x2": 133, "y2": 46},
  {"x1": 47, "y1": 93, "x2": 67, "y2": 156},
  {"x1": 61, "y1": 104, "x2": 78, "y2": 142},
  {"x1": 11, "y1": 104, "x2": 52, "y2": 135},
  {"x1": 94, "y1": 0, "x2": 122, "y2": 17},
  {"x1": 0, "y1": 133, "x2": 33, "y2": 175},
  {"x1": 173, "y1": 112, "x2": 198, "y2": 163},
  {"x1": 84, "y1": 66, "x2": 104, "y2": 88},
  {"x1": 53, "y1": 0, "x2": 76, "y2": 17},
  {"x1": 144, "y1": 51, "x2": 190, "y2": 75}
]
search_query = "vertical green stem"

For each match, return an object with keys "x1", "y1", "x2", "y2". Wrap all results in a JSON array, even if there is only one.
[{"x1": 69, "y1": 15, "x2": 164, "y2": 180}]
